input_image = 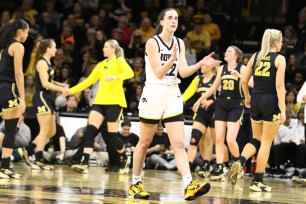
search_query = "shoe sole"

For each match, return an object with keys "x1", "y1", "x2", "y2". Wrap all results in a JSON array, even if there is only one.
[
  {"x1": 197, "y1": 171, "x2": 210, "y2": 178},
  {"x1": 22, "y1": 148, "x2": 31, "y2": 166},
  {"x1": 41, "y1": 166, "x2": 55, "y2": 171},
  {"x1": 227, "y1": 162, "x2": 241, "y2": 185},
  {"x1": 185, "y1": 182, "x2": 211, "y2": 201},
  {"x1": 249, "y1": 184, "x2": 272, "y2": 192},
  {"x1": 300, "y1": 179, "x2": 306, "y2": 187},
  {"x1": 71, "y1": 167, "x2": 88, "y2": 174},
  {"x1": 128, "y1": 194, "x2": 150, "y2": 200}
]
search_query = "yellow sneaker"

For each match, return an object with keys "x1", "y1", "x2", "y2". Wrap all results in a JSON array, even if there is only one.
[
  {"x1": 128, "y1": 181, "x2": 150, "y2": 199},
  {"x1": 249, "y1": 180, "x2": 272, "y2": 192},
  {"x1": 5, "y1": 168, "x2": 22, "y2": 179},
  {"x1": 31, "y1": 161, "x2": 54, "y2": 170},
  {"x1": 184, "y1": 180, "x2": 210, "y2": 201},
  {"x1": 71, "y1": 163, "x2": 88, "y2": 174},
  {"x1": 119, "y1": 156, "x2": 131, "y2": 174}
]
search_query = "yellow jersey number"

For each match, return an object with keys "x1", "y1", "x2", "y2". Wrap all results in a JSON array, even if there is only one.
[
  {"x1": 255, "y1": 61, "x2": 271, "y2": 77},
  {"x1": 223, "y1": 79, "x2": 234, "y2": 90}
]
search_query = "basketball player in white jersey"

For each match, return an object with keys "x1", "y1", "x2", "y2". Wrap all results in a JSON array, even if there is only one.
[{"x1": 128, "y1": 8, "x2": 221, "y2": 201}]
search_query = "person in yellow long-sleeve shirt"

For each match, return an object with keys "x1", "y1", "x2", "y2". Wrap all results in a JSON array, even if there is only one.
[{"x1": 67, "y1": 39, "x2": 134, "y2": 174}]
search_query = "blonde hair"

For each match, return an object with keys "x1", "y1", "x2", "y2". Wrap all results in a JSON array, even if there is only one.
[
  {"x1": 106, "y1": 39, "x2": 124, "y2": 58},
  {"x1": 256, "y1": 29, "x2": 282, "y2": 67}
]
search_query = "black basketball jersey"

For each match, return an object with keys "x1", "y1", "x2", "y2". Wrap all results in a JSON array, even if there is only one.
[
  {"x1": 198, "y1": 74, "x2": 216, "y2": 101},
  {"x1": 35, "y1": 57, "x2": 55, "y2": 92},
  {"x1": 0, "y1": 39, "x2": 18, "y2": 83},
  {"x1": 219, "y1": 64, "x2": 243, "y2": 98},
  {"x1": 252, "y1": 52, "x2": 278, "y2": 95}
]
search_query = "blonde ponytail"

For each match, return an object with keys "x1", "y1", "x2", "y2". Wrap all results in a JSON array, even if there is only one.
[
  {"x1": 106, "y1": 39, "x2": 125, "y2": 58},
  {"x1": 255, "y1": 29, "x2": 282, "y2": 67}
]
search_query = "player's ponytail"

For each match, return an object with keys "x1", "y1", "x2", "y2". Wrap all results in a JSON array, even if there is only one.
[
  {"x1": 107, "y1": 39, "x2": 125, "y2": 58},
  {"x1": 255, "y1": 29, "x2": 282, "y2": 67}
]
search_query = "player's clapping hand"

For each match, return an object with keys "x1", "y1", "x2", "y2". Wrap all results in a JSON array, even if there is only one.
[
  {"x1": 170, "y1": 44, "x2": 177, "y2": 62},
  {"x1": 201, "y1": 52, "x2": 222, "y2": 68}
]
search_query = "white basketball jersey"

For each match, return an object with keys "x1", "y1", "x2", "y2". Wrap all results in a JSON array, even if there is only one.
[{"x1": 145, "y1": 35, "x2": 181, "y2": 85}]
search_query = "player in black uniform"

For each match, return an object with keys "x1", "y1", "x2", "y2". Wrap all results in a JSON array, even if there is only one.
[
  {"x1": 0, "y1": 19, "x2": 29, "y2": 178},
  {"x1": 194, "y1": 46, "x2": 246, "y2": 181},
  {"x1": 23, "y1": 39, "x2": 69, "y2": 170},
  {"x1": 227, "y1": 29, "x2": 286, "y2": 191},
  {"x1": 183, "y1": 64, "x2": 218, "y2": 177}
]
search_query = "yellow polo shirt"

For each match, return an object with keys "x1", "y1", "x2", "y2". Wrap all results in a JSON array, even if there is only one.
[{"x1": 69, "y1": 57, "x2": 134, "y2": 108}]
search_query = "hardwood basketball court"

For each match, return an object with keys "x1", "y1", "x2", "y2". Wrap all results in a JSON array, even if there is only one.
[{"x1": 0, "y1": 163, "x2": 305, "y2": 203}]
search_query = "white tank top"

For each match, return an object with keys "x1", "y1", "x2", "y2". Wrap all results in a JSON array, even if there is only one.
[{"x1": 145, "y1": 35, "x2": 181, "y2": 85}]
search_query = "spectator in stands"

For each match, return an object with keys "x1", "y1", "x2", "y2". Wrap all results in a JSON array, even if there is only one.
[
  {"x1": 292, "y1": 70, "x2": 305, "y2": 92},
  {"x1": 203, "y1": 13, "x2": 221, "y2": 42},
  {"x1": 187, "y1": 19, "x2": 211, "y2": 59},
  {"x1": 94, "y1": 30, "x2": 107, "y2": 61},
  {"x1": 25, "y1": 33, "x2": 43, "y2": 76},
  {"x1": 59, "y1": 63, "x2": 75, "y2": 87},
  {"x1": 126, "y1": 84, "x2": 143, "y2": 117},
  {"x1": 242, "y1": 56, "x2": 250, "y2": 66},
  {"x1": 272, "y1": 110, "x2": 305, "y2": 178},
  {"x1": 78, "y1": 88, "x2": 91, "y2": 113},
  {"x1": 24, "y1": 75, "x2": 36, "y2": 108},
  {"x1": 0, "y1": 114, "x2": 31, "y2": 162},
  {"x1": 297, "y1": 41, "x2": 306, "y2": 68},
  {"x1": 283, "y1": 26, "x2": 298, "y2": 58},
  {"x1": 0, "y1": 10, "x2": 11, "y2": 28},
  {"x1": 286, "y1": 90, "x2": 301, "y2": 117},
  {"x1": 139, "y1": 18, "x2": 154, "y2": 41},
  {"x1": 43, "y1": 123, "x2": 67, "y2": 164},
  {"x1": 13, "y1": 0, "x2": 38, "y2": 22},
  {"x1": 53, "y1": 48, "x2": 65, "y2": 79},
  {"x1": 88, "y1": 14, "x2": 102, "y2": 31},
  {"x1": 72, "y1": 2, "x2": 87, "y2": 28},
  {"x1": 297, "y1": 82, "x2": 306, "y2": 122},
  {"x1": 38, "y1": 12, "x2": 60, "y2": 44},
  {"x1": 183, "y1": 36, "x2": 197, "y2": 66},
  {"x1": 118, "y1": 119, "x2": 139, "y2": 167},
  {"x1": 127, "y1": 29, "x2": 146, "y2": 59},
  {"x1": 44, "y1": 0, "x2": 62, "y2": 30},
  {"x1": 80, "y1": 28, "x2": 96, "y2": 55},
  {"x1": 113, "y1": 16, "x2": 133, "y2": 46},
  {"x1": 177, "y1": 5, "x2": 194, "y2": 38},
  {"x1": 125, "y1": 57, "x2": 145, "y2": 92},
  {"x1": 285, "y1": 54, "x2": 301, "y2": 84},
  {"x1": 58, "y1": 95, "x2": 81, "y2": 113},
  {"x1": 146, "y1": 122, "x2": 176, "y2": 170}
]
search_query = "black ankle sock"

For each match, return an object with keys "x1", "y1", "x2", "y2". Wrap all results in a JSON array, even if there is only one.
[
  {"x1": 239, "y1": 156, "x2": 247, "y2": 166},
  {"x1": 81, "y1": 153, "x2": 90, "y2": 164},
  {"x1": 27, "y1": 143, "x2": 36, "y2": 156},
  {"x1": 35, "y1": 151, "x2": 43, "y2": 161},
  {"x1": 254, "y1": 172, "x2": 264, "y2": 182},
  {"x1": 189, "y1": 162, "x2": 194, "y2": 171},
  {"x1": 233, "y1": 156, "x2": 239, "y2": 161},
  {"x1": 1, "y1": 157, "x2": 10, "y2": 169},
  {"x1": 224, "y1": 161, "x2": 230, "y2": 168}
]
